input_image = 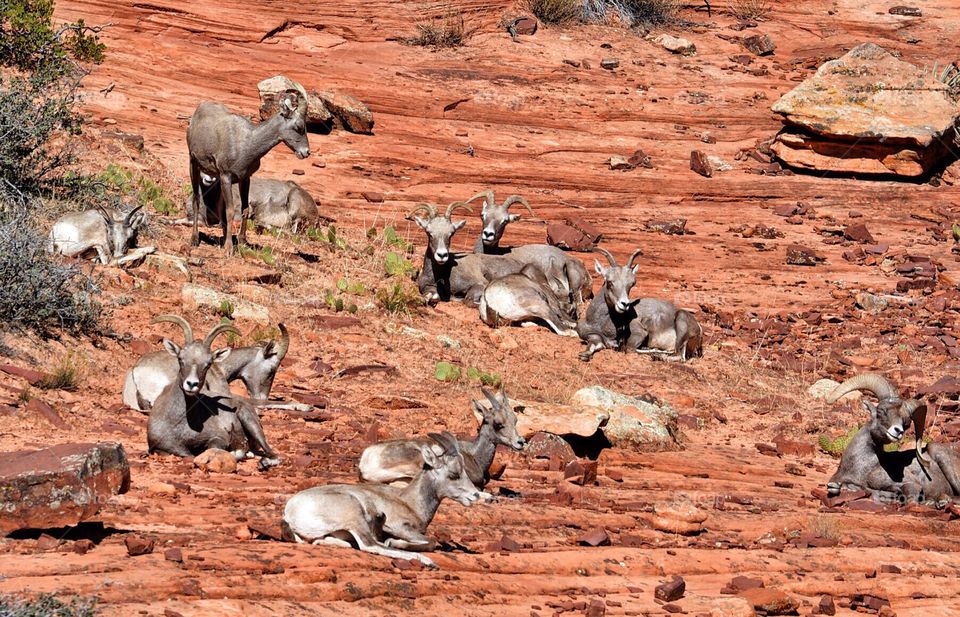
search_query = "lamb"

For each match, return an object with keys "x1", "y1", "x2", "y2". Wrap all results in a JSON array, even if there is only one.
[
  {"x1": 48, "y1": 204, "x2": 147, "y2": 264},
  {"x1": 478, "y1": 264, "x2": 578, "y2": 336},
  {"x1": 465, "y1": 190, "x2": 592, "y2": 307},
  {"x1": 146, "y1": 315, "x2": 280, "y2": 470},
  {"x1": 282, "y1": 432, "x2": 483, "y2": 568},
  {"x1": 358, "y1": 387, "x2": 526, "y2": 489},
  {"x1": 123, "y1": 324, "x2": 289, "y2": 411},
  {"x1": 186, "y1": 85, "x2": 310, "y2": 254},
  {"x1": 186, "y1": 175, "x2": 323, "y2": 233},
  {"x1": 411, "y1": 202, "x2": 523, "y2": 306},
  {"x1": 825, "y1": 373, "x2": 960, "y2": 506},
  {"x1": 576, "y1": 247, "x2": 703, "y2": 362}
]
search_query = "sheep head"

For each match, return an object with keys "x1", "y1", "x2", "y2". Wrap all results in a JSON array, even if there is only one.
[
  {"x1": 472, "y1": 387, "x2": 526, "y2": 451},
  {"x1": 276, "y1": 84, "x2": 310, "y2": 160},
  {"x1": 154, "y1": 315, "x2": 239, "y2": 396},
  {"x1": 465, "y1": 191, "x2": 535, "y2": 248},
  {"x1": 409, "y1": 202, "x2": 472, "y2": 265},
  {"x1": 593, "y1": 247, "x2": 642, "y2": 314}
]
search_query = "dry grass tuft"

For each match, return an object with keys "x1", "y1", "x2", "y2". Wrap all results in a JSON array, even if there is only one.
[{"x1": 729, "y1": 0, "x2": 771, "y2": 20}]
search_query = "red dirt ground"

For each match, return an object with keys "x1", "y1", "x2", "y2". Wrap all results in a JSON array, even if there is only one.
[{"x1": 2, "y1": 0, "x2": 960, "y2": 615}]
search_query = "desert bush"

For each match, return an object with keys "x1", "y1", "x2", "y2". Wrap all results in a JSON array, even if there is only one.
[
  {"x1": 524, "y1": 0, "x2": 584, "y2": 24},
  {"x1": 0, "y1": 214, "x2": 101, "y2": 337},
  {"x1": 0, "y1": 593, "x2": 96, "y2": 617},
  {"x1": 376, "y1": 280, "x2": 423, "y2": 315},
  {"x1": 406, "y1": 10, "x2": 469, "y2": 48},
  {"x1": 38, "y1": 350, "x2": 85, "y2": 390},
  {"x1": 583, "y1": 0, "x2": 678, "y2": 26},
  {"x1": 729, "y1": 0, "x2": 771, "y2": 20},
  {"x1": 933, "y1": 62, "x2": 960, "y2": 101}
]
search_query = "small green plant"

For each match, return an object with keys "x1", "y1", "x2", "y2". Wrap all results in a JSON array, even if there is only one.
[
  {"x1": 38, "y1": 350, "x2": 84, "y2": 391},
  {"x1": 0, "y1": 592, "x2": 97, "y2": 617},
  {"x1": 932, "y1": 61, "x2": 960, "y2": 100},
  {"x1": 524, "y1": 0, "x2": 583, "y2": 24},
  {"x1": 99, "y1": 164, "x2": 132, "y2": 191},
  {"x1": 817, "y1": 426, "x2": 860, "y2": 458},
  {"x1": 306, "y1": 224, "x2": 346, "y2": 249},
  {"x1": 406, "y1": 10, "x2": 470, "y2": 48},
  {"x1": 383, "y1": 225, "x2": 413, "y2": 252},
  {"x1": 336, "y1": 278, "x2": 367, "y2": 295},
  {"x1": 384, "y1": 251, "x2": 415, "y2": 277},
  {"x1": 237, "y1": 244, "x2": 275, "y2": 265},
  {"x1": 217, "y1": 299, "x2": 234, "y2": 319},
  {"x1": 248, "y1": 325, "x2": 281, "y2": 344},
  {"x1": 137, "y1": 176, "x2": 175, "y2": 215},
  {"x1": 466, "y1": 366, "x2": 502, "y2": 387},
  {"x1": 376, "y1": 281, "x2": 423, "y2": 315},
  {"x1": 435, "y1": 361, "x2": 461, "y2": 382}
]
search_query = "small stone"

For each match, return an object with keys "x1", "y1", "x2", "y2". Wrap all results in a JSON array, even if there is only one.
[
  {"x1": 362, "y1": 191, "x2": 384, "y2": 203},
  {"x1": 586, "y1": 599, "x2": 606, "y2": 617},
  {"x1": 601, "y1": 57, "x2": 620, "y2": 70},
  {"x1": 36, "y1": 533, "x2": 60, "y2": 551},
  {"x1": 889, "y1": 6, "x2": 921, "y2": 16},
  {"x1": 509, "y1": 16, "x2": 538, "y2": 36},
  {"x1": 880, "y1": 564, "x2": 901, "y2": 574},
  {"x1": 563, "y1": 59, "x2": 581, "y2": 68},
  {"x1": 655, "y1": 576, "x2": 686, "y2": 602},
  {"x1": 690, "y1": 150, "x2": 713, "y2": 177},
  {"x1": 577, "y1": 527, "x2": 610, "y2": 547},
  {"x1": 165, "y1": 548, "x2": 184, "y2": 562},
  {"x1": 816, "y1": 595, "x2": 836, "y2": 616},
  {"x1": 524, "y1": 432, "x2": 577, "y2": 464},
  {"x1": 125, "y1": 534, "x2": 155, "y2": 556},
  {"x1": 73, "y1": 539, "x2": 94, "y2": 554},
  {"x1": 655, "y1": 34, "x2": 696, "y2": 55},
  {"x1": 855, "y1": 292, "x2": 888, "y2": 314},
  {"x1": 738, "y1": 588, "x2": 798, "y2": 616},
  {"x1": 844, "y1": 223, "x2": 875, "y2": 244},
  {"x1": 786, "y1": 244, "x2": 823, "y2": 266},
  {"x1": 193, "y1": 448, "x2": 237, "y2": 474},
  {"x1": 650, "y1": 501, "x2": 706, "y2": 535},
  {"x1": 610, "y1": 155, "x2": 635, "y2": 171},
  {"x1": 743, "y1": 34, "x2": 776, "y2": 56},
  {"x1": 499, "y1": 534, "x2": 522, "y2": 552},
  {"x1": 720, "y1": 576, "x2": 764, "y2": 595},
  {"x1": 628, "y1": 149, "x2": 653, "y2": 168}
]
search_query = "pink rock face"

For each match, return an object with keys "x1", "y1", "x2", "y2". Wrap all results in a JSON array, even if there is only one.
[{"x1": 0, "y1": 442, "x2": 130, "y2": 536}]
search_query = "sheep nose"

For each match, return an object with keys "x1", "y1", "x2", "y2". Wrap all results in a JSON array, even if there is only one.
[
  {"x1": 616, "y1": 301, "x2": 630, "y2": 312},
  {"x1": 435, "y1": 250, "x2": 449, "y2": 262},
  {"x1": 516, "y1": 437, "x2": 526, "y2": 448},
  {"x1": 482, "y1": 230, "x2": 495, "y2": 240},
  {"x1": 184, "y1": 379, "x2": 200, "y2": 391}
]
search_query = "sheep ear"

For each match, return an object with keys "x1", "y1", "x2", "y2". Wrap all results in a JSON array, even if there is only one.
[
  {"x1": 162, "y1": 339, "x2": 180, "y2": 356},
  {"x1": 594, "y1": 260, "x2": 606, "y2": 276},
  {"x1": 508, "y1": 214, "x2": 521, "y2": 223},
  {"x1": 212, "y1": 347, "x2": 232, "y2": 362},
  {"x1": 279, "y1": 95, "x2": 296, "y2": 118},
  {"x1": 861, "y1": 400, "x2": 877, "y2": 419},
  {"x1": 632, "y1": 264, "x2": 640, "y2": 274},
  {"x1": 262, "y1": 340, "x2": 277, "y2": 357},
  {"x1": 453, "y1": 219, "x2": 466, "y2": 231},
  {"x1": 421, "y1": 445, "x2": 440, "y2": 469}
]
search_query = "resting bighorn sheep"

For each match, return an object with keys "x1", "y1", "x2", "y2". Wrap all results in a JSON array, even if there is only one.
[
  {"x1": 465, "y1": 190, "x2": 592, "y2": 307},
  {"x1": 479, "y1": 264, "x2": 578, "y2": 336},
  {"x1": 146, "y1": 315, "x2": 280, "y2": 470},
  {"x1": 576, "y1": 247, "x2": 703, "y2": 362},
  {"x1": 123, "y1": 324, "x2": 289, "y2": 411},
  {"x1": 358, "y1": 387, "x2": 525, "y2": 489},
  {"x1": 187, "y1": 85, "x2": 310, "y2": 253},
  {"x1": 48, "y1": 204, "x2": 147, "y2": 264},
  {"x1": 825, "y1": 374, "x2": 960, "y2": 506},
  {"x1": 411, "y1": 202, "x2": 523, "y2": 306},
  {"x1": 186, "y1": 175, "x2": 323, "y2": 233},
  {"x1": 282, "y1": 432, "x2": 483, "y2": 568}
]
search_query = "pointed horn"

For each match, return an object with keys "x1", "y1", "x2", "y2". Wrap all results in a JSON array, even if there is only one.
[
  {"x1": 445, "y1": 201, "x2": 473, "y2": 219},
  {"x1": 480, "y1": 386, "x2": 499, "y2": 407},
  {"x1": 153, "y1": 314, "x2": 194, "y2": 343},
  {"x1": 592, "y1": 246, "x2": 618, "y2": 267},
  {"x1": 628, "y1": 248, "x2": 643, "y2": 268},
  {"x1": 427, "y1": 431, "x2": 454, "y2": 454},
  {"x1": 95, "y1": 204, "x2": 114, "y2": 223},
  {"x1": 406, "y1": 203, "x2": 437, "y2": 220},
  {"x1": 274, "y1": 323, "x2": 289, "y2": 361},
  {"x1": 826, "y1": 373, "x2": 899, "y2": 404},
  {"x1": 464, "y1": 190, "x2": 496, "y2": 209},
  {"x1": 503, "y1": 195, "x2": 535, "y2": 217},
  {"x1": 124, "y1": 203, "x2": 145, "y2": 225},
  {"x1": 904, "y1": 400, "x2": 930, "y2": 468},
  {"x1": 203, "y1": 323, "x2": 241, "y2": 348}
]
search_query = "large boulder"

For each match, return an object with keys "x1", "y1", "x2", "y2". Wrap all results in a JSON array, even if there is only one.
[
  {"x1": 258, "y1": 75, "x2": 333, "y2": 131},
  {"x1": 315, "y1": 90, "x2": 375, "y2": 135},
  {"x1": 0, "y1": 443, "x2": 130, "y2": 536},
  {"x1": 771, "y1": 43, "x2": 959, "y2": 177}
]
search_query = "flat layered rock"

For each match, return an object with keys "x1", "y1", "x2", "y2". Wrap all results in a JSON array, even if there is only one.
[
  {"x1": 571, "y1": 386, "x2": 681, "y2": 451},
  {"x1": 0, "y1": 443, "x2": 130, "y2": 536}
]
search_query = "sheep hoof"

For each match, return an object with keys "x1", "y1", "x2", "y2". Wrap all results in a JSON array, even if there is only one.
[
  {"x1": 578, "y1": 351, "x2": 593, "y2": 362},
  {"x1": 258, "y1": 456, "x2": 281, "y2": 471}
]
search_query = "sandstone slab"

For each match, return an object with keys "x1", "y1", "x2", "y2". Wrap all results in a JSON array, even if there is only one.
[
  {"x1": 182, "y1": 283, "x2": 270, "y2": 324},
  {"x1": 571, "y1": 387, "x2": 681, "y2": 451},
  {"x1": 0, "y1": 443, "x2": 130, "y2": 536}
]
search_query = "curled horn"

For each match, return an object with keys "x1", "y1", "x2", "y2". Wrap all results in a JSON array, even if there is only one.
[
  {"x1": 407, "y1": 203, "x2": 437, "y2": 220},
  {"x1": 274, "y1": 323, "x2": 290, "y2": 361},
  {"x1": 628, "y1": 248, "x2": 643, "y2": 268},
  {"x1": 503, "y1": 195, "x2": 535, "y2": 217},
  {"x1": 428, "y1": 431, "x2": 460, "y2": 455},
  {"x1": 123, "y1": 203, "x2": 145, "y2": 226},
  {"x1": 826, "y1": 373, "x2": 899, "y2": 404},
  {"x1": 592, "y1": 246, "x2": 618, "y2": 267},
  {"x1": 95, "y1": 204, "x2": 114, "y2": 223},
  {"x1": 903, "y1": 399, "x2": 930, "y2": 468},
  {"x1": 464, "y1": 190, "x2": 496, "y2": 209},
  {"x1": 203, "y1": 323, "x2": 241, "y2": 348},
  {"x1": 153, "y1": 314, "x2": 194, "y2": 343},
  {"x1": 445, "y1": 201, "x2": 473, "y2": 219},
  {"x1": 284, "y1": 83, "x2": 309, "y2": 116}
]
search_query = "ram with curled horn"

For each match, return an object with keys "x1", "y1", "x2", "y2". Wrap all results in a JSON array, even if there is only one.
[
  {"x1": 576, "y1": 246, "x2": 702, "y2": 362},
  {"x1": 409, "y1": 200, "x2": 525, "y2": 306},
  {"x1": 146, "y1": 315, "x2": 281, "y2": 470},
  {"x1": 463, "y1": 189, "x2": 593, "y2": 309},
  {"x1": 186, "y1": 81, "x2": 311, "y2": 254},
  {"x1": 48, "y1": 203, "x2": 148, "y2": 265},
  {"x1": 823, "y1": 373, "x2": 960, "y2": 507}
]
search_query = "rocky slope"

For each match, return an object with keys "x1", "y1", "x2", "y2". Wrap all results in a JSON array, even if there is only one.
[{"x1": 2, "y1": 0, "x2": 960, "y2": 614}]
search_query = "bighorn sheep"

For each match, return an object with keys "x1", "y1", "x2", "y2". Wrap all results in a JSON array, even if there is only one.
[
  {"x1": 282, "y1": 432, "x2": 483, "y2": 568},
  {"x1": 411, "y1": 202, "x2": 523, "y2": 306},
  {"x1": 187, "y1": 85, "x2": 310, "y2": 253},
  {"x1": 465, "y1": 190, "x2": 593, "y2": 307},
  {"x1": 576, "y1": 247, "x2": 703, "y2": 362},
  {"x1": 146, "y1": 315, "x2": 280, "y2": 470},
  {"x1": 825, "y1": 374, "x2": 960, "y2": 506},
  {"x1": 123, "y1": 324, "x2": 289, "y2": 411},
  {"x1": 48, "y1": 204, "x2": 147, "y2": 264},
  {"x1": 186, "y1": 175, "x2": 323, "y2": 233},
  {"x1": 479, "y1": 264, "x2": 578, "y2": 336},
  {"x1": 358, "y1": 387, "x2": 525, "y2": 489}
]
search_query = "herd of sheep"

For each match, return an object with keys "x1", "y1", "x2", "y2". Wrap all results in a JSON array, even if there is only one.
[{"x1": 41, "y1": 84, "x2": 960, "y2": 566}]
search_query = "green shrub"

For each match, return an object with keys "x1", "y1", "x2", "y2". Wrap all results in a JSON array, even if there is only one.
[
  {"x1": 434, "y1": 361, "x2": 461, "y2": 382},
  {"x1": 0, "y1": 1, "x2": 105, "y2": 74},
  {"x1": 384, "y1": 251, "x2": 415, "y2": 277},
  {"x1": 376, "y1": 281, "x2": 423, "y2": 315},
  {"x1": 0, "y1": 593, "x2": 97, "y2": 617},
  {"x1": 0, "y1": 214, "x2": 101, "y2": 337},
  {"x1": 38, "y1": 350, "x2": 84, "y2": 390},
  {"x1": 466, "y1": 366, "x2": 502, "y2": 387}
]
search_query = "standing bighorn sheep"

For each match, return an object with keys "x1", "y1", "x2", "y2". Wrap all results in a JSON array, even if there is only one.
[
  {"x1": 411, "y1": 202, "x2": 523, "y2": 306},
  {"x1": 359, "y1": 387, "x2": 525, "y2": 489},
  {"x1": 479, "y1": 264, "x2": 578, "y2": 336},
  {"x1": 283, "y1": 432, "x2": 483, "y2": 568},
  {"x1": 187, "y1": 85, "x2": 310, "y2": 253},
  {"x1": 465, "y1": 190, "x2": 592, "y2": 307},
  {"x1": 48, "y1": 204, "x2": 147, "y2": 264},
  {"x1": 187, "y1": 175, "x2": 323, "y2": 233},
  {"x1": 826, "y1": 373, "x2": 960, "y2": 506},
  {"x1": 146, "y1": 315, "x2": 280, "y2": 470},
  {"x1": 576, "y1": 247, "x2": 702, "y2": 362},
  {"x1": 123, "y1": 324, "x2": 289, "y2": 411}
]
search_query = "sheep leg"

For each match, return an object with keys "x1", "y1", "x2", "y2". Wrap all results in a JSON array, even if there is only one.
[
  {"x1": 463, "y1": 284, "x2": 484, "y2": 308},
  {"x1": 238, "y1": 176, "x2": 250, "y2": 246},
  {"x1": 382, "y1": 525, "x2": 436, "y2": 552},
  {"x1": 350, "y1": 527, "x2": 437, "y2": 568},
  {"x1": 220, "y1": 175, "x2": 235, "y2": 254},
  {"x1": 189, "y1": 158, "x2": 202, "y2": 247},
  {"x1": 926, "y1": 443, "x2": 960, "y2": 497},
  {"x1": 579, "y1": 336, "x2": 605, "y2": 362},
  {"x1": 94, "y1": 244, "x2": 111, "y2": 265},
  {"x1": 235, "y1": 403, "x2": 280, "y2": 467}
]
